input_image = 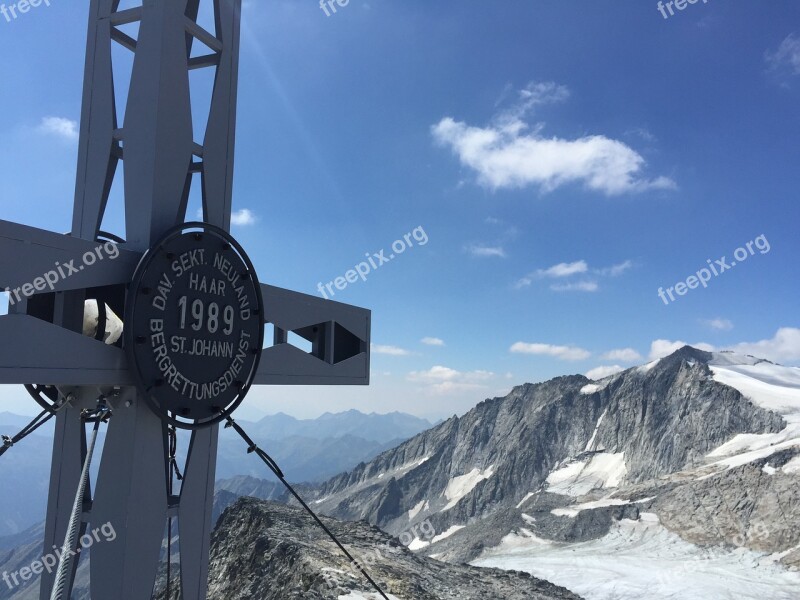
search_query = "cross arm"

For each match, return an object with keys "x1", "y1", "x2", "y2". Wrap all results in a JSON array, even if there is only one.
[
  {"x1": 0, "y1": 314, "x2": 132, "y2": 385},
  {"x1": 0, "y1": 219, "x2": 141, "y2": 295},
  {"x1": 255, "y1": 284, "x2": 370, "y2": 385}
]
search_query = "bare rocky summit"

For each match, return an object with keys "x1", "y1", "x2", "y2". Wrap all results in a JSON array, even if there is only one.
[{"x1": 158, "y1": 497, "x2": 583, "y2": 600}]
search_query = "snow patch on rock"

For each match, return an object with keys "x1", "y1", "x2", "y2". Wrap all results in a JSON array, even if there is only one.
[
  {"x1": 408, "y1": 500, "x2": 428, "y2": 520},
  {"x1": 546, "y1": 453, "x2": 627, "y2": 496},
  {"x1": 704, "y1": 360, "x2": 800, "y2": 474},
  {"x1": 442, "y1": 466, "x2": 495, "y2": 511},
  {"x1": 431, "y1": 525, "x2": 466, "y2": 544}
]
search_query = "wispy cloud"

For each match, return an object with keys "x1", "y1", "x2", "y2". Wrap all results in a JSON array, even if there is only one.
[
  {"x1": 421, "y1": 337, "x2": 445, "y2": 347},
  {"x1": 766, "y1": 33, "x2": 800, "y2": 81},
  {"x1": 37, "y1": 117, "x2": 78, "y2": 142},
  {"x1": 550, "y1": 281, "x2": 599, "y2": 293},
  {"x1": 702, "y1": 318, "x2": 734, "y2": 331},
  {"x1": 407, "y1": 365, "x2": 494, "y2": 394},
  {"x1": 540, "y1": 261, "x2": 588, "y2": 278},
  {"x1": 231, "y1": 208, "x2": 258, "y2": 226},
  {"x1": 515, "y1": 259, "x2": 631, "y2": 292},
  {"x1": 432, "y1": 82, "x2": 675, "y2": 196},
  {"x1": 625, "y1": 128, "x2": 657, "y2": 143},
  {"x1": 510, "y1": 342, "x2": 591, "y2": 361},
  {"x1": 601, "y1": 348, "x2": 642, "y2": 362},
  {"x1": 595, "y1": 260, "x2": 634, "y2": 277},
  {"x1": 585, "y1": 365, "x2": 625, "y2": 380},
  {"x1": 371, "y1": 344, "x2": 411, "y2": 356},
  {"x1": 465, "y1": 244, "x2": 507, "y2": 258}
]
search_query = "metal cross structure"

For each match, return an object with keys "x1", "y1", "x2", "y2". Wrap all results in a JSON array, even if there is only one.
[{"x1": 0, "y1": 1, "x2": 370, "y2": 598}]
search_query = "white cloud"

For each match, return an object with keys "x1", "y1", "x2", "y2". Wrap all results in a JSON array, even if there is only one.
[
  {"x1": 540, "y1": 261, "x2": 588, "y2": 278},
  {"x1": 407, "y1": 365, "x2": 494, "y2": 395},
  {"x1": 371, "y1": 344, "x2": 410, "y2": 356},
  {"x1": 515, "y1": 260, "x2": 588, "y2": 289},
  {"x1": 510, "y1": 342, "x2": 591, "y2": 361},
  {"x1": 421, "y1": 337, "x2": 445, "y2": 347},
  {"x1": 585, "y1": 365, "x2": 625, "y2": 380},
  {"x1": 230, "y1": 208, "x2": 257, "y2": 226},
  {"x1": 517, "y1": 81, "x2": 571, "y2": 107},
  {"x1": 37, "y1": 117, "x2": 78, "y2": 141},
  {"x1": 550, "y1": 281, "x2": 599, "y2": 293},
  {"x1": 514, "y1": 276, "x2": 535, "y2": 289},
  {"x1": 703, "y1": 318, "x2": 734, "y2": 331},
  {"x1": 516, "y1": 259, "x2": 630, "y2": 292},
  {"x1": 601, "y1": 348, "x2": 642, "y2": 362},
  {"x1": 595, "y1": 260, "x2": 634, "y2": 277},
  {"x1": 766, "y1": 33, "x2": 800, "y2": 77},
  {"x1": 626, "y1": 128, "x2": 657, "y2": 143},
  {"x1": 728, "y1": 328, "x2": 800, "y2": 364},
  {"x1": 649, "y1": 339, "x2": 715, "y2": 360},
  {"x1": 408, "y1": 366, "x2": 493, "y2": 383},
  {"x1": 431, "y1": 82, "x2": 674, "y2": 196},
  {"x1": 466, "y1": 244, "x2": 506, "y2": 258}
]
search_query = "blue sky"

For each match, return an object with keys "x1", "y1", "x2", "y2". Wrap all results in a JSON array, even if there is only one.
[{"x1": 1, "y1": 0, "x2": 799, "y2": 420}]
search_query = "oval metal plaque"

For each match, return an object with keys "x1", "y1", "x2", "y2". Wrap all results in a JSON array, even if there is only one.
[{"x1": 125, "y1": 223, "x2": 264, "y2": 429}]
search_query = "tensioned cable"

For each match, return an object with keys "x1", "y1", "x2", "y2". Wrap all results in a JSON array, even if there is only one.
[
  {"x1": 50, "y1": 404, "x2": 110, "y2": 600},
  {"x1": 224, "y1": 416, "x2": 391, "y2": 600},
  {"x1": 0, "y1": 408, "x2": 58, "y2": 459}
]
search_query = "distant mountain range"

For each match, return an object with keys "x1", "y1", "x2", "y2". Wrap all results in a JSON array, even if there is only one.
[{"x1": 0, "y1": 409, "x2": 432, "y2": 538}]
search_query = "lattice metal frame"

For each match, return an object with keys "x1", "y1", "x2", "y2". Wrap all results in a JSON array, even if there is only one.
[{"x1": 0, "y1": 2, "x2": 370, "y2": 598}]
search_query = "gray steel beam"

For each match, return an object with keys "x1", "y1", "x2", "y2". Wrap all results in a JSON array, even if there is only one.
[
  {"x1": 0, "y1": 315, "x2": 131, "y2": 385},
  {"x1": 71, "y1": 0, "x2": 119, "y2": 241},
  {"x1": 257, "y1": 284, "x2": 371, "y2": 385},
  {"x1": 262, "y1": 284, "x2": 370, "y2": 342},
  {"x1": 178, "y1": 426, "x2": 219, "y2": 600},
  {"x1": 256, "y1": 345, "x2": 369, "y2": 385},
  {"x1": 201, "y1": 0, "x2": 241, "y2": 232},
  {"x1": 90, "y1": 390, "x2": 168, "y2": 600},
  {"x1": 123, "y1": 0, "x2": 195, "y2": 251},
  {"x1": 0, "y1": 219, "x2": 141, "y2": 294}
]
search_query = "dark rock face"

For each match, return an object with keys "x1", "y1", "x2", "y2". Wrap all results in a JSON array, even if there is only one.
[
  {"x1": 312, "y1": 346, "x2": 786, "y2": 559},
  {"x1": 157, "y1": 497, "x2": 583, "y2": 600}
]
